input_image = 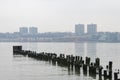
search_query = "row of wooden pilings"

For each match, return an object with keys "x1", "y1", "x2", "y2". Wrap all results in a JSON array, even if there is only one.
[{"x1": 13, "y1": 46, "x2": 120, "y2": 80}]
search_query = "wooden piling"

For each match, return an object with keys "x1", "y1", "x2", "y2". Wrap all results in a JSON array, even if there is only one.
[
  {"x1": 104, "y1": 70, "x2": 107, "y2": 79},
  {"x1": 114, "y1": 72, "x2": 118, "y2": 80},
  {"x1": 13, "y1": 46, "x2": 120, "y2": 80},
  {"x1": 95, "y1": 58, "x2": 100, "y2": 68}
]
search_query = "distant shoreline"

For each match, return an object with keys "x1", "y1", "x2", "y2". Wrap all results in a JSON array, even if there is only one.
[{"x1": 0, "y1": 41, "x2": 120, "y2": 43}]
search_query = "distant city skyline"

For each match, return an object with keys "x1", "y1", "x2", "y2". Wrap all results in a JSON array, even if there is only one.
[
  {"x1": 0, "y1": 0, "x2": 120, "y2": 33},
  {"x1": 19, "y1": 27, "x2": 38, "y2": 34},
  {"x1": 1, "y1": 23, "x2": 120, "y2": 33}
]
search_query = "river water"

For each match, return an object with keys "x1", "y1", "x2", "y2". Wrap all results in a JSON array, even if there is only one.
[{"x1": 0, "y1": 42, "x2": 120, "y2": 80}]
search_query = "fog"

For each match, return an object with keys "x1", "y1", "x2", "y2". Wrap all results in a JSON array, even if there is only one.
[{"x1": 0, "y1": 0, "x2": 120, "y2": 32}]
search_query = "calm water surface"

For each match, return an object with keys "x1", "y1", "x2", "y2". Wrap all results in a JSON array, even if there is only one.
[{"x1": 0, "y1": 42, "x2": 120, "y2": 80}]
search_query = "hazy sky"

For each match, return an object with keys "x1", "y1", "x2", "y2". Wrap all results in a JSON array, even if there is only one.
[{"x1": 0, "y1": 0, "x2": 120, "y2": 33}]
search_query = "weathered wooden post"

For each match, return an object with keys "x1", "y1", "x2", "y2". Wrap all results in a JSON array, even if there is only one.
[
  {"x1": 108, "y1": 61, "x2": 113, "y2": 79},
  {"x1": 98, "y1": 66, "x2": 103, "y2": 80},
  {"x1": 104, "y1": 70, "x2": 107, "y2": 79},
  {"x1": 99, "y1": 66, "x2": 103, "y2": 77},
  {"x1": 114, "y1": 72, "x2": 118, "y2": 80},
  {"x1": 109, "y1": 61, "x2": 112, "y2": 71},
  {"x1": 95, "y1": 58, "x2": 100, "y2": 68},
  {"x1": 86, "y1": 57, "x2": 90, "y2": 66},
  {"x1": 13, "y1": 46, "x2": 22, "y2": 54},
  {"x1": 83, "y1": 63, "x2": 87, "y2": 75},
  {"x1": 70, "y1": 55, "x2": 74, "y2": 69}
]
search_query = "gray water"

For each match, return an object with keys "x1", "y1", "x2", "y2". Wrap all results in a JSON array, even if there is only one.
[{"x1": 0, "y1": 42, "x2": 120, "y2": 80}]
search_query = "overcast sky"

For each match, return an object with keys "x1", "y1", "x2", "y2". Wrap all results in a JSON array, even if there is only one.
[{"x1": 0, "y1": 0, "x2": 120, "y2": 33}]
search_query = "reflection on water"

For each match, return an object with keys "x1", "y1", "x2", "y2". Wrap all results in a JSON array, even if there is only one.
[
  {"x1": 75, "y1": 42, "x2": 85, "y2": 57},
  {"x1": 28, "y1": 43, "x2": 38, "y2": 51},
  {"x1": 75, "y1": 42, "x2": 96, "y2": 61},
  {"x1": 86, "y1": 43, "x2": 96, "y2": 62},
  {"x1": 21, "y1": 43, "x2": 38, "y2": 51},
  {"x1": 0, "y1": 42, "x2": 120, "y2": 80}
]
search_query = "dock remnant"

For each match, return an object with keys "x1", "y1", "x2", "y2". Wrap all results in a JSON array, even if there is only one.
[{"x1": 13, "y1": 46, "x2": 120, "y2": 80}]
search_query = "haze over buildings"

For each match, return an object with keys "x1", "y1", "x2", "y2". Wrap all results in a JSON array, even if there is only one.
[
  {"x1": 0, "y1": 23, "x2": 120, "y2": 42},
  {"x1": 87, "y1": 24, "x2": 97, "y2": 34},
  {"x1": 19, "y1": 27, "x2": 38, "y2": 34},
  {"x1": 29, "y1": 27, "x2": 38, "y2": 34},
  {"x1": 75, "y1": 23, "x2": 97, "y2": 35},
  {"x1": 19, "y1": 27, "x2": 28, "y2": 34},
  {"x1": 75, "y1": 24, "x2": 85, "y2": 36},
  {"x1": 0, "y1": 0, "x2": 120, "y2": 33}
]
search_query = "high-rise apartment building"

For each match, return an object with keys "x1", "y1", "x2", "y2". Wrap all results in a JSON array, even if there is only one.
[
  {"x1": 29, "y1": 27, "x2": 38, "y2": 34},
  {"x1": 75, "y1": 24, "x2": 85, "y2": 36},
  {"x1": 19, "y1": 27, "x2": 28, "y2": 34},
  {"x1": 87, "y1": 23, "x2": 97, "y2": 34}
]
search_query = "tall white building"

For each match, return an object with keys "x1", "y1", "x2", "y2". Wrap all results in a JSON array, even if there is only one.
[
  {"x1": 87, "y1": 23, "x2": 97, "y2": 34},
  {"x1": 75, "y1": 24, "x2": 85, "y2": 36},
  {"x1": 29, "y1": 27, "x2": 38, "y2": 34},
  {"x1": 19, "y1": 27, "x2": 28, "y2": 34}
]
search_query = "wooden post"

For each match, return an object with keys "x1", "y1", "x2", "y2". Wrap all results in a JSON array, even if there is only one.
[
  {"x1": 104, "y1": 70, "x2": 107, "y2": 79},
  {"x1": 114, "y1": 72, "x2": 118, "y2": 80},
  {"x1": 95, "y1": 58, "x2": 100, "y2": 68}
]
